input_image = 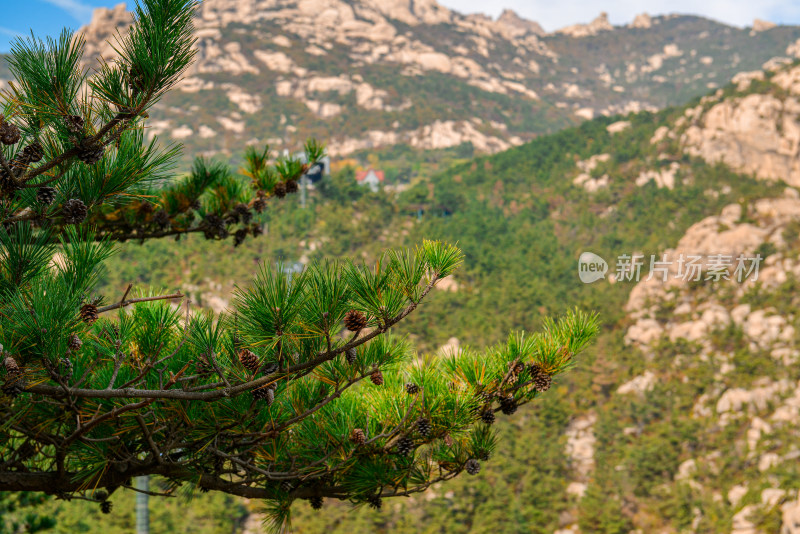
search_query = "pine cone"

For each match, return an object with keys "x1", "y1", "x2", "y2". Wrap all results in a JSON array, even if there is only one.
[
  {"x1": 233, "y1": 203, "x2": 252, "y2": 224},
  {"x1": 79, "y1": 303, "x2": 99, "y2": 325},
  {"x1": 0, "y1": 168, "x2": 18, "y2": 196},
  {"x1": 285, "y1": 180, "x2": 299, "y2": 194},
  {"x1": 370, "y1": 369, "x2": 384, "y2": 386},
  {"x1": 22, "y1": 142, "x2": 43, "y2": 163},
  {"x1": 405, "y1": 382, "x2": 420, "y2": 395},
  {"x1": 36, "y1": 186, "x2": 56, "y2": 206},
  {"x1": 100, "y1": 501, "x2": 112, "y2": 514},
  {"x1": 64, "y1": 114, "x2": 85, "y2": 134},
  {"x1": 67, "y1": 334, "x2": 82, "y2": 351},
  {"x1": 203, "y1": 214, "x2": 227, "y2": 239},
  {"x1": 252, "y1": 197, "x2": 267, "y2": 213},
  {"x1": 349, "y1": 428, "x2": 367, "y2": 445},
  {"x1": 345, "y1": 347, "x2": 357, "y2": 365},
  {"x1": 1, "y1": 381, "x2": 22, "y2": 398},
  {"x1": 234, "y1": 228, "x2": 248, "y2": 247},
  {"x1": 3, "y1": 355, "x2": 20, "y2": 376},
  {"x1": 62, "y1": 198, "x2": 88, "y2": 225},
  {"x1": 76, "y1": 143, "x2": 105, "y2": 165},
  {"x1": 508, "y1": 361, "x2": 525, "y2": 383},
  {"x1": 309, "y1": 496, "x2": 323, "y2": 510},
  {"x1": 367, "y1": 495, "x2": 382, "y2": 510},
  {"x1": 273, "y1": 182, "x2": 287, "y2": 198},
  {"x1": 250, "y1": 223, "x2": 264, "y2": 237},
  {"x1": 238, "y1": 349, "x2": 259, "y2": 373},
  {"x1": 343, "y1": 309, "x2": 367, "y2": 332},
  {"x1": 465, "y1": 459, "x2": 481, "y2": 475},
  {"x1": 0, "y1": 121, "x2": 21, "y2": 145},
  {"x1": 153, "y1": 209, "x2": 170, "y2": 228},
  {"x1": 252, "y1": 385, "x2": 275, "y2": 406},
  {"x1": 139, "y1": 202, "x2": 155, "y2": 215},
  {"x1": 79, "y1": 302, "x2": 99, "y2": 325},
  {"x1": 530, "y1": 363, "x2": 552, "y2": 392},
  {"x1": 499, "y1": 395, "x2": 517, "y2": 415},
  {"x1": 396, "y1": 437, "x2": 414, "y2": 456},
  {"x1": 480, "y1": 408, "x2": 496, "y2": 425},
  {"x1": 417, "y1": 418, "x2": 431, "y2": 438}
]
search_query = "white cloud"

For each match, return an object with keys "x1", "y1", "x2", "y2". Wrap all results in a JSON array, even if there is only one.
[
  {"x1": 40, "y1": 0, "x2": 95, "y2": 23},
  {"x1": 0, "y1": 27, "x2": 23, "y2": 38},
  {"x1": 438, "y1": 0, "x2": 800, "y2": 32}
]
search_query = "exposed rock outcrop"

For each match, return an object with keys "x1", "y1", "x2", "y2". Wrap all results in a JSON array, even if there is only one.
[
  {"x1": 328, "y1": 119, "x2": 521, "y2": 157},
  {"x1": 752, "y1": 18, "x2": 777, "y2": 32},
  {"x1": 79, "y1": 3, "x2": 132, "y2": 61},
  {"x1": 682, "y1": 65, "x2": 800, "y2": 187},
  {"x1": 557, "y1": 12, "x2": 613, "y2": 38},
  {"x1": 496, "y1": 9, "x2": 545, "y2": 37},
  {"x1": 630, "y1": 13, "x2": 652, "y2": 29}
]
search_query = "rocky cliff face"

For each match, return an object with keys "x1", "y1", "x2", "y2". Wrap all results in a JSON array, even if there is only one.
[
  {"x1": 613, "y1": 193, "x2": 800, "y2": 534},
  {"x1": 552, "y1": 60, "x2": 800, "y2": 534},
  {"x1": 680, "y1": 60, "x2": 800, "y2": 187},
  {"x1": 57, "y1": 0, "x2": 800, "y2": 164}
]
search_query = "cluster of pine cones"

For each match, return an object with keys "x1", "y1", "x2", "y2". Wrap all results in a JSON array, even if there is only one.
[
  {"x1": 63, "y1": 114, "x2": 105, "y2": 165},
  {"x1": 0, "y1": 115, "x2": 44, "y2": 197}
]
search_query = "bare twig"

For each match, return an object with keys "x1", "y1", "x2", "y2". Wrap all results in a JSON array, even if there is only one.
[{"x1": 97, "y1": 292, "x2": 183, "y2": 314}]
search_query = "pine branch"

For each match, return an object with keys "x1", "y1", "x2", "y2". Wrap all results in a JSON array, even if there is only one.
[{"x1": 96, "y1": 292, "x2": 183, "y2": 314}]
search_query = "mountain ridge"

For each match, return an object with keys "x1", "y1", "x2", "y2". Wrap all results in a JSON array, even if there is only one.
[{"x1": 51, "y1": 0, "x2": 800, "y2": 165}]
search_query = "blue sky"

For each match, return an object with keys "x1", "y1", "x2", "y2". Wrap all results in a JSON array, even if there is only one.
[{"x1": 2, "y1": 0, "x2": 800, "y2": 53}]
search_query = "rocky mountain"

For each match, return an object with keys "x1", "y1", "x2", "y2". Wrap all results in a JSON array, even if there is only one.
[{"x1": 25, "y1": 0, "x2": 800, "y2": 165}]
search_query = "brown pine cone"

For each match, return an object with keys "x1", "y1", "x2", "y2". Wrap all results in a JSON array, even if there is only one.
[
  {"x1": 0, "y1": 121, "x2": 21, "y2": 145},
  {"x1": 349, "y1": 428, "x2": 367, "y2": 445},
  {"x1": 530, "y1": 363, "x2": 552, "y2": 393},
  {"x1": 36, "y1": 187, "x2": 57, "y2": 206},
  {"x1": 3, "y1": 355, "x2": 20, "y2": 376},
  {"x1": 273, "y1": 182, "x2": 287, "y2": 198},
  {"x1": 76, "y1": 143, "x2": 105, "y2": 165},
  {"x1": 370, "y1": 369, "x2": 384, "y2": 386},
  {"x1": 65, "y1": 114, "x2": 85, "y2": 134},
  {"x1": 343, "y1": 309, "x2": 367, "y2": 332},
  {"x1": 67, "y1": 334, "x2": 82, "y2": 351},
  {"x1": 79, "y1": 303, "x2": 99, "y2": 325},
  {"x1": 238, "y1": 349, "x2": 259, "y2": 373},
  {"x1": 465, "y1": 459, "x2": 481, "y2": 475},
  {"x1": 22, "y1": 141, "x2": 44, "y2": 163},
  {"x1": 234, "y1": 228, "x2": 248, "y2": 247},
  {"x1": 63, "y1": 198, "x2": 88, "y2": 225}
]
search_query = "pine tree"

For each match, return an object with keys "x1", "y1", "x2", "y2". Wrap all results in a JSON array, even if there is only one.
[{"x1": 0, "y1": 1, "x2": 600, "y2": 531}]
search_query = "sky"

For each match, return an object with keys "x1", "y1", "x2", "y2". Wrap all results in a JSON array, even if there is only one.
[{"x1": 2, "y1": 0, "x2": 800, "y2": 53}]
